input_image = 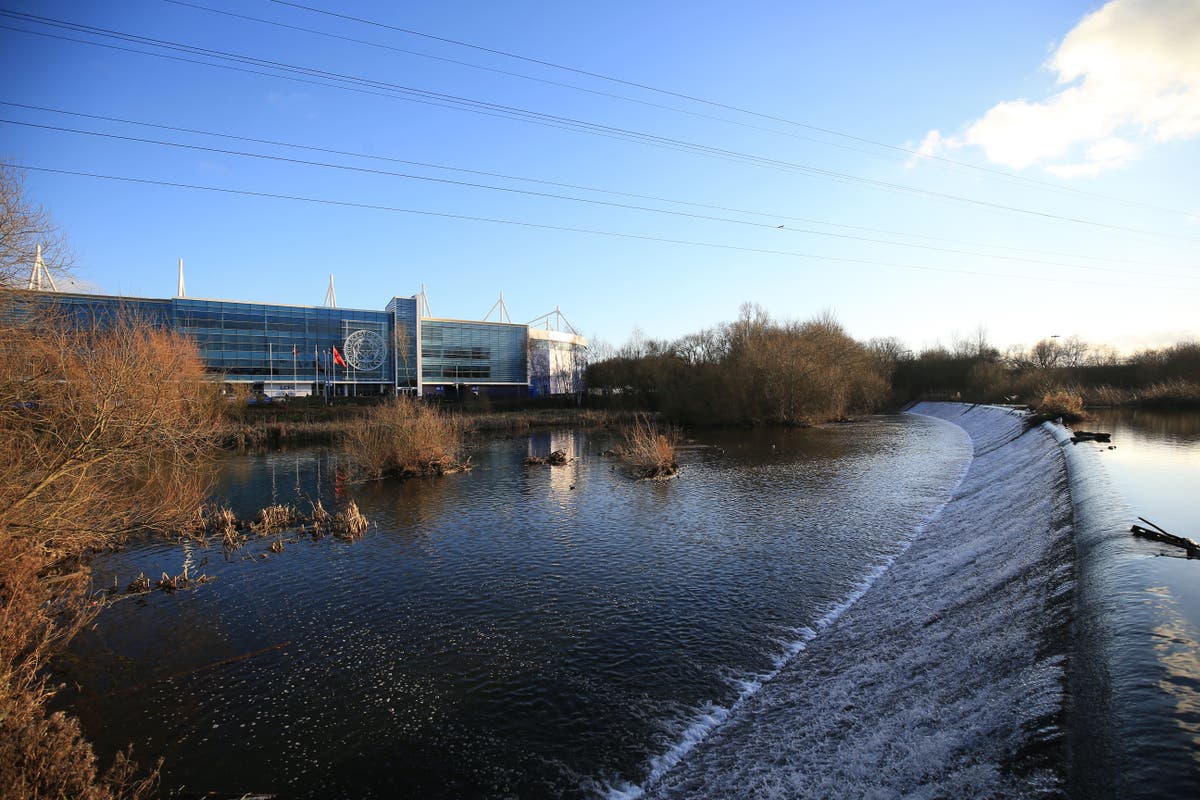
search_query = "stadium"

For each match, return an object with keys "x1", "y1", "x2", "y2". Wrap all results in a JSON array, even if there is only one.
[{"x1": 24, "y1": 257, "x2": 587, "y2": 400}]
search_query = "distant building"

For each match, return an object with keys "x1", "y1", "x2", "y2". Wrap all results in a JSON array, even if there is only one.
[
  {"x1": 528, "y1": 328, "x2": 588, "y2": 397},
  {"x1": 23, "y1": 273, "x2": 586, "y2": 398}
]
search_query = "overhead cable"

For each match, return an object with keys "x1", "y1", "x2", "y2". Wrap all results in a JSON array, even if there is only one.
[{"x1": 14, "y1": 163, "x2": 1200, "y2": 293}]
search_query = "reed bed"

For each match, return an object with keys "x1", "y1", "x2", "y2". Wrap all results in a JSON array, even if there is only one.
[
  {"x1": 196, "y1": 498, "x2": 372, "y2": 555},
  {"x1": 615, "y1": 414, "x2": 680, "y2": 479},
  {"x1": 250, "y1": 503, "x2": 300, "y2": 535},
  {"x1": 1033, "y1": 390, "x2": 1088, "y2": 423},
  {"x1": 1075, "y1": 379, "x2": 1200, "y2": 409},
  {"x1": 343, "y1": 396, "x2": 466, "y2": 479},
  {"x1": 457, "y1": 407, "x2": 625, "y2": 433},
  {"x1": 332, "y1": 500, "x2": 369, "y2": 540}
]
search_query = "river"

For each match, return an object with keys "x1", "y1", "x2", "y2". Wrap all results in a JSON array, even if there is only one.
[
  {"x1": 57, "y1": 415, "x2": 969, "y2": 798},
  {"x1": 53, "y1": 407, "x2": 1200, "y2": 797}
]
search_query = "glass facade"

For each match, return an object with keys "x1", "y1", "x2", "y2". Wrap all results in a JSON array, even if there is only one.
[
  {"x1": 37, "y1": 293, "x2": 173, "y2": 329},
  {"x1": 420, "y1": 319, "x2": 527, "y2": 385},
  {"x1": 175, "y1": 299, "x2": 394, "y2": 389},
  {"x1": 385, "y1": 296, "x2": 419, "y2": 389},
  {"x1": 25, "y1": 291, "x2": 585, "y2": 397}
]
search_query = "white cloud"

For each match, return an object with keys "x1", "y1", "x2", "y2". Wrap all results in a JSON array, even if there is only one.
[
  {"x1": 919, "y1": 0, "x2": 1200, "y2": 176},
  {"x1": 905, "y1": 129, "x2": 960, "y2": 168},
  {"x1": 1045, "y1": 136, "x2": 1137, "y2": 177}
]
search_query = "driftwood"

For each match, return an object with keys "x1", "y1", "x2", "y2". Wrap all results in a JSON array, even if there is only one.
[
  {"x1": 1071, "y1": 430, "x2": 1112, "y2": 443},
  {"x1": 1131, "y1": 517, "x2": 1199, "y2": 557},
  {"x1": 523, "y1": 450, "x2": 570, "y2": 466}
]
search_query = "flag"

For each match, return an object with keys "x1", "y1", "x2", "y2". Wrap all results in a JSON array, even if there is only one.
[{"x1": 332, "y1": 345, "x2": 347, "y2": 368}]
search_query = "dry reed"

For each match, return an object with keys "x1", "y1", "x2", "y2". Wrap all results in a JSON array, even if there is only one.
[
  {"x1": 616, "y1": 414, "x2": 680, "y2": 479},
  {"x1": 1034, "y1": 390, "x2": 1088, "y2": 423},
  {"x1": 343, "y1": 396, "x2": 465, "y2": 479},
  {"x1": 309, "y1": 498, "x2": 332, "y2": 531},
  {"x1": 250, "y1": 503, "x2": 299, "y2": 535},
  {"x1": 332, "y1": 500, "x2": 369, "y2": 540},
  {"x1": 0, "y1": 297, "x2": 219, "y2": 797}
]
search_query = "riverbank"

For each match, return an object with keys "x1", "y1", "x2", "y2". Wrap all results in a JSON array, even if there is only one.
[{"x1": 217, "y1": 403, "x2": 632, "y2": 448}]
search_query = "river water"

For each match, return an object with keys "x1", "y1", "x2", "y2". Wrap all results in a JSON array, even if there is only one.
[
  {"x1": 58, "y1": 416, "x2": 971, "y2": 798},
  {"x1": 55, "y1": 407, "x2": 1200, "y2": 797},
  {"x1": 1066, "y1": 408, "x2": 1200, "y2": 799}
]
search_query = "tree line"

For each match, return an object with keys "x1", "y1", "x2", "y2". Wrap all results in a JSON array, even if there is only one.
[
  {"x1": 587, "y1": 303, "x2": 890, "y2": 425},
  {"x1": 588, "y1": 314, "x2": 1200, "y2": 423}
]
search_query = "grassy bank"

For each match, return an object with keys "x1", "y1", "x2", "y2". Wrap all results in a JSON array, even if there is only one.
[
  {"x1": 1074, "y1": 379, "x2": 1200, "y2": 410},
  {"x1": 218, "y1": 402, "x2": 632, "y2": 449}
]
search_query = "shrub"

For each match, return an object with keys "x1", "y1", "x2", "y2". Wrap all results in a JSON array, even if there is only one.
[
  {"x1": 343, "y1": 396, "x2": 464, "y2": 479},
  {"x1": 1035, "y1": 389, "x2": 1087, "y2": 423},
  {"x1": 0, "y1": 297, "x2": 219, "y2": 797},
  {"x1": 616, "y1": 414, "x2": 679, "y2": 479}
]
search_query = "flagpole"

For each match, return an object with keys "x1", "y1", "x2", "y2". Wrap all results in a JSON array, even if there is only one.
[
  {"x1": 292, "y1": 344, "x2": 297, "y2": 398},
  {"x1": 268, "y1": 342, "x2": 273, "y2": 390}
]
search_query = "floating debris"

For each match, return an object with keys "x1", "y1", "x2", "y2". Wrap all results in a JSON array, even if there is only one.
[
  {"x1": 524, "y1": 450, "x2": 570, "y2": 466},
  {"x1": 1131, "y1": 517, "x2": 1199, "y2": 558}
]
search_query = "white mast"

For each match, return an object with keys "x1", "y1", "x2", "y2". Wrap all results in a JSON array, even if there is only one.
[
  {"x1": 323, "y1": 274, "x2": 337, "y2": 307},
  {"x1": 176, "y1": 258, "x2": 186, "y2": 297},
  {"x1": 417, "y1": 283, "x2": 432, "y2": 318},
  {"x1": 26, "y1": 244, "x2": 58, "y2": 292},
  {"x1": 482, "y1": 291, "x2": 512, "y2": 323}
]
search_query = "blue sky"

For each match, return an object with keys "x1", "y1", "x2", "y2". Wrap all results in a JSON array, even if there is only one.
[{"x1": 3, "y1": 0, "x2": 1197, "y2": 353}]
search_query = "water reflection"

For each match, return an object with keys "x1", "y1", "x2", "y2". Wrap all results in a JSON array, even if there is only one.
[
  {"x1": 1074, "y1": 409, "x2": 1200, "y2": 796},
  {"x1": 1091, "y1": 408, "x2": 1200, "y2": 445},
  {"x1": 1147, "y1": 586, "x2": 1200, "y2": 762}
]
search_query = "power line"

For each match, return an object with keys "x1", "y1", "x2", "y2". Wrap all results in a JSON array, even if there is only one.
[
  {"x1": 10, "y1": 100, "x2": 1193, "y2": 275},
  {"x1": 163, "y1": 0, "x2": 897, "y2": 164},
  {"x1": 267, "y1": 0, "x2": 1200, "y2": 223},
  {"x1": 14, "y1": 163, "x2": 1200, "y2": 293},
  {"x1": 8, "y1": 98, "x2": 1190, "y2": 272},
  {"x1": 7, "y1": 114, "x2": 1196, "y2": 283},
  {"x1": 3, "y1": 10, "x2": 1197, "y2": 245}
]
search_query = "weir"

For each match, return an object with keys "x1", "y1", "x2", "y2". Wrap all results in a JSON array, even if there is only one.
[{"x1": 636, "y1": 403, "x2": 1077, "y2": 799}]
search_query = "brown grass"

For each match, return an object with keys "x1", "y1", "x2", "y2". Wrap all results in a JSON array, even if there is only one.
[
  {"x1": 343, "y1": 396, "x2": 465, "y2": 479},
  {"x1": 0, "y1": 537, "x2": 162, "y2": 800},
  {"x1": 332, "y1": 500, "x2": 369, "y2": 540},
  {"x1": 250, "y1": 503, "x2": 299, "y2": 535},
  {"x1": 616, "y1": 414, "x2": 680, "y2": 479},
  {"x1": 309, "y1": 499, "x2": 332, "y2": 532},
  {"x1": 1034, "y1": 389, "x2": 1088, "y2": 423}
]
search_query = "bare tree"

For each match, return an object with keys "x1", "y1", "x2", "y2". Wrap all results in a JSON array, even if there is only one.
[
  {"x1": 587, "y1": 335, "x2": 615, "y2": 363},
  {"x1": 0, "y1": 161, "x2": 73, "y2": 289},
  {"x1": 1030, "y1": 338, "x2": 1062, "y2": 369},
  {"x1": 619, "y1": 325, "x2": 648, "y2": 360},
  {"x1": 0, "y1": 296, "x2": 221, "y2": 798},
  {"x1": 1057, "y1": 335, "x2": 1090, "y2": 368},
  {"x1": 394, "y1": 323, "x2": 414, "y2": 391}
]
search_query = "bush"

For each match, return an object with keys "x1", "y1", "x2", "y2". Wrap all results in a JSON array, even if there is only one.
[
  {"x1": 1035, "y1": 390, "x2": 1087, "y2": 423},
  {"x1": 343, "y1": 396, "x2": 464, "y2": 479},
  {"x1": 616, "y1": 414, "x2": 679, "y2": 479},
  {"x1": 0, "y1": 297, "x2": 218, "y2": 798}
]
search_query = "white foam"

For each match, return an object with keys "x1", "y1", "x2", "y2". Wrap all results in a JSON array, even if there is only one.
[
  {"x1": 601, "y1": 414, "x2": 974, "y2": 800},
  {"x1": 615, "y1": 404, "x2": 1075, "y2": 799}
]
